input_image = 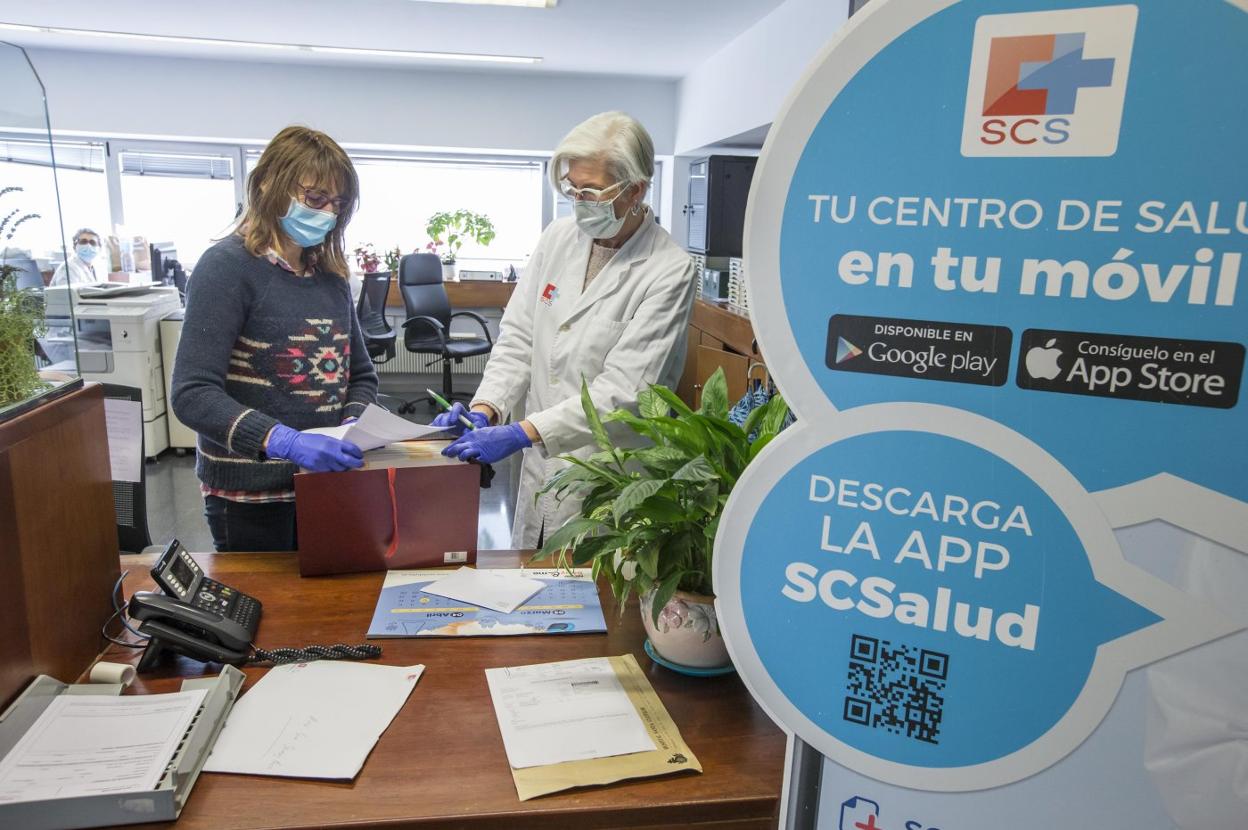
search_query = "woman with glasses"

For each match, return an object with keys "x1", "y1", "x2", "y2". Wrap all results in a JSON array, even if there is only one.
[
  {"x1": 171, "y1": 125, "x2": 376, "y2": 552},
  {"x1": 434, "y1": 111, "x2": 697, "y2": 548},
  {"x1": 50, "y1": 227, "x2": 104, "y2": 286}
]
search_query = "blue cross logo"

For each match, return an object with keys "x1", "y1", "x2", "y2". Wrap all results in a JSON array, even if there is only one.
[{"x1": 1017, "y1": 33, "x2": 1114, "y2": 115}]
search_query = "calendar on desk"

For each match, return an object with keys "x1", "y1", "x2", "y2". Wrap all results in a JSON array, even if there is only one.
[{"x1": 367, "y1": 569, "x2": 607, "y2": 637}]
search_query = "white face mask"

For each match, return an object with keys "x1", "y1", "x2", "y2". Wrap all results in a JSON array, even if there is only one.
[{"x1": 573, "y1": 198, "x2": 629, "y2": 239}]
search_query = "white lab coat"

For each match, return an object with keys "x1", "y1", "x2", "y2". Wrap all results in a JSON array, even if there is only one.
[
  {"x1": 472, "y1": 215, "x2": 697, "y2": 548},
  {"x1": 49, "y1": 255, "x2": 101, "y2": 287}
]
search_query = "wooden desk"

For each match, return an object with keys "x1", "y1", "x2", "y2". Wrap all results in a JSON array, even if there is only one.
[
  {"x1": 96, "y1": 551, "x2": 785, "y2": 829},
  {"x1": 387, "y1": 279, "x2": 516, "y2": 310}
]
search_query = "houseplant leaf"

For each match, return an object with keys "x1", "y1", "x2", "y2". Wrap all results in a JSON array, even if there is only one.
[
  {"x1": 698, "y1": 366, "x2": 730, "y2": 418},
  {"x1": 650, "y1": 570, "x2": 685, "y2": 626},
  {"x1": 538, "y1": 517, "x2": 605, "y2": 560},
  {"x1": 579, "y1": 378, "x2": 612, "y2": 451},
  {"x1": 673, "y1": 455, "x2": 717, "y2": 483},
  {"x1": 613, "y1": 478, "x2": 665, "y2": 524},
  {"x1": 637, "y1": 386, "x2": 669, "y2": 419}
]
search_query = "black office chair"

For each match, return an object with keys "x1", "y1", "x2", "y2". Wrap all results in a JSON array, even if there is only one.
[
  {"x1": 396, "y1": 253, "x2": 493, "y2": 413},
  {"x1": 101, "y1": 383, "x2": 154, "y2": 554},
  {"x1": 358, "y1": 271, "x2": 396, "y2": 365}
]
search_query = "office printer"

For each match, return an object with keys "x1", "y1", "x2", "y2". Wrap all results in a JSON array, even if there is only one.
[{"x1": 45, "y1": 283, "x2": 182, "y2": 457}]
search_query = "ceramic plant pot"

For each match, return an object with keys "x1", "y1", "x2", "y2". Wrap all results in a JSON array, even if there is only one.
[
  {"x1": 441, "y1": 261, "x2": 457, "y2": 281},
  {"x1": 640, "y1": 588, "x2": 731, "y2": 670}
]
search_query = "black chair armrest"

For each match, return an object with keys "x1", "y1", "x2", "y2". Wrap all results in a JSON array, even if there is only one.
[
  {"x1": 449, "y1": 311, "x2": 493, "y2": 346},
  {"x1": 401, "y1": 315, "x2": 448, "y2": 348}
]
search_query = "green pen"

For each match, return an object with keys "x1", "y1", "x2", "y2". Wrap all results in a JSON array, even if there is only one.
[{"x1": 427, "y1": 388, "x2": 478, "y2": 431}]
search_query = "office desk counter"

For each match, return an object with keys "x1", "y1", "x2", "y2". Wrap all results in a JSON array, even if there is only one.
[{"x1": 93, "y1": 550, "x2": 785, "y2": 830}]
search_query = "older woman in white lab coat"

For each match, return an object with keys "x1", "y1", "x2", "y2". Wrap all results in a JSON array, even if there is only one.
[{"x1": 437, "y1": 111, "x2": 697, "y2": 548}]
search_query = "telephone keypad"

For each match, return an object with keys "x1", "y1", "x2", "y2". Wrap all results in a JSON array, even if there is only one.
[{"x1": 192, "y1": 577, "x2": 261, "y2": 635}]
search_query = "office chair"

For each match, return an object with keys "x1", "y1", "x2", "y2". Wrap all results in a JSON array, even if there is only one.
[
  {"x1": 357, "y1": 271, "x2": 396, "y2": 365},
  {"x1": 396, "y1": 253, "x2": 493, "y2": 413},
  {"x1": 101, "y1": 383, "x2": 154, "y2": 554}
]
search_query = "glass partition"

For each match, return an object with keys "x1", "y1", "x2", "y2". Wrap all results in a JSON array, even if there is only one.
[{"x1": 0, "y1": 40, "x2": 80, "y2": 422}]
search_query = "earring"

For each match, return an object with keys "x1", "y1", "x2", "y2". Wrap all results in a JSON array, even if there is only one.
[{"x1": 630, "y1": 201, "x2": 644, "y2": 216}]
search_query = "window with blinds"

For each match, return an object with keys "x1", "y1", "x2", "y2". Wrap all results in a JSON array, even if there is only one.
[{"x1": 119, "y1": 150, "x2": 233, "y2": 179}]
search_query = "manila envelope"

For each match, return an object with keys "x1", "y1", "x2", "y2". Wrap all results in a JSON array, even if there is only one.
[{"x1": 510, "y1": 654, "x2": 702, "y2": 801}]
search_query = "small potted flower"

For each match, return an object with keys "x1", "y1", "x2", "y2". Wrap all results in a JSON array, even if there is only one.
[{"x1": 353, "y1": 243, "x2": 381, "y2": 273}]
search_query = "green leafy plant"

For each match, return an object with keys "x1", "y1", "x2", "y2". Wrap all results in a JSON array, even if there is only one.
[
  {"x1": 382, "y1": 245, "x2": 402, "y2": 274},
  {"x1": 0, "y1": 264, "x2": 48, "y2": 406},
  {"x1": 424, "y1": 210, "x2": 496, "y2": 264},
  {"x1": 534, "y1": 368, "x2": 790, "y2": 623}
]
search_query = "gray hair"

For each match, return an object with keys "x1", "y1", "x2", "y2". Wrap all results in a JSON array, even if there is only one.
[
  {"x1": 72, "y1": 227, "x2": 101, "y2": 244},
  {"x1": 549, "y1": 111, "x2": 654, "y2": 192}
]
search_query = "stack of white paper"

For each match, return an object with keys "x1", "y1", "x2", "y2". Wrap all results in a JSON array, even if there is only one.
[
  {"x1": 485, "y1": 657, "x2": 656, "y2": 769},
  {"x1": 204, "y1": 661, "x2": 424, "y2": 780},
  {"x1": 303, "y1": 403, "x2": 446, "y2": 452},
  {"x1": 419, "y1": 567, "x2": 546, "y2": 613},
  {"x1": 0, "y1": 689, "x2": 207, "y2": 804}
]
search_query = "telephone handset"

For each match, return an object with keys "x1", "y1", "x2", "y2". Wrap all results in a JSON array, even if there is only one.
[{"x1": 128, "y1": 540, "x2": 263, "y2": 671}]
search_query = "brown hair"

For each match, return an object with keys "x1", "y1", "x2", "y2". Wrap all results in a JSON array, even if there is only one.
[{"x1": 235, "y1": 126, "x2": 358, "y2": 277}]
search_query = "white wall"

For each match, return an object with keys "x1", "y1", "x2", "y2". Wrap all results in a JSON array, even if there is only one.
[
  {"x1": 673, "y1": 0, "x2": 849, "y2": 155},
  {"x1": 26, "y1": 49, "x2": 679, "y2": 156}
]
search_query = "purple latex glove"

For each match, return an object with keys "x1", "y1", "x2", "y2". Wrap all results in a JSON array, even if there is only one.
[
  {"x1": 265, "y1": 424, "x2": 364, "y2": 472},
  {"x1": 442, "y1": 422, "x2": 531, "y2": 464},
  {"x1": 430, "y1": 402, "x2": 490, "y2": 436}
]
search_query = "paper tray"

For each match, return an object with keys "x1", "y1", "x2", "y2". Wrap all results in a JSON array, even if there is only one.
[{"x1": 0, "y1": 666, "x2": 244, "y2": 830}]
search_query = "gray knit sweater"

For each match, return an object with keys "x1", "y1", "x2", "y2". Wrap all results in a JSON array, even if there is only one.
[{"x1": 171, "y1": 234, "x2": 377, "y2": 493}]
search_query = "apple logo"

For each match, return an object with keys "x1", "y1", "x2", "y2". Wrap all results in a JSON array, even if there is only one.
[{"x1": 1025, "y1": 338, "x2": 1063, "y2": 380}]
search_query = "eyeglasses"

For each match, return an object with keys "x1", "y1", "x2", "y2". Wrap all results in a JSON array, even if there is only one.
[
  {"x1": 557, "y1": 178, "x2": 629, "y2": 204},
  {"x1": 298, "y1": 184, "x2": 348, "y2": 212},
  {"x1": 75, "y1": 238, "x2": 100, "y2": 247}
]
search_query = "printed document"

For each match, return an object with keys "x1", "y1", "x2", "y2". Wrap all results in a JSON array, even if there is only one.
[
  {"x1": 204, "y1": 661, "x2": 423, "y2": 779},
  {"x1": 419, "y1": 566, "x2": 546, "y2": 614},
  {"x1": 303, "y1": 403, "x2": 445, "y2": 451},
  {"x1": 486, "y1": 657, "x2": 655, "y2": 769},
  {"x1": 103, "y1": 398, "x2": 143, "y2": 483},
  {"x1": 0, "y1": 689, "x2": 207, "y2": 804}
]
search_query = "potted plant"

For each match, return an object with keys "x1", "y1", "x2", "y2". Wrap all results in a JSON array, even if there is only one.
[
  {"x1": 382, "y1": 245, "x2": 402, "y2": 276},
  {"x1": 0, "y1": 263, "x2": 48, "y2": 408},
  {"x1": 534, "y1": 368, "x2": 790, "y2": 672},
  {"x1": 352, "y1": 243, "x2": 381, "y2": 273},
  {"x1": 425, "y1": 210, "x2": 496, "y2": 281}
]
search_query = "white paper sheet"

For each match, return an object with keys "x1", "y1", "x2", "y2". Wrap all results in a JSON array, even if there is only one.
[
  {"x1": 303, "y1": 403, "x2": 446, "y2": 452},
  {"x1": 485, "y1": 657, "x2": 656, "y2": 769},
  {"x1": 0, "y1": 689, "x2": 207, "y2": 804},
  {"x1": 419, "y1": 567, "x2": 546, "y2": 614},
  {"x1": 203, "y1": 661, "x2": 424, "y2": 780},
  {"x1": 104, "y1": 398, "x2": 143, "y2": 483}
]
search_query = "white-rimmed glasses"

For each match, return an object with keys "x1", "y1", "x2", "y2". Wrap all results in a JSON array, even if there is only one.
[{"x1": 557, "y1": 177, "x2": 629, "y2": 203}]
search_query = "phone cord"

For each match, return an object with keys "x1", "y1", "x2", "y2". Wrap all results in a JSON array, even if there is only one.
[{"x1": 248, "y1": 644, "x2": 383, "y2": 665}]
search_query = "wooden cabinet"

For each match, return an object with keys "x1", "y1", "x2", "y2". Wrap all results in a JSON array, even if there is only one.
[{"x1": 679, "y1": 298, "x2": 765, "y2": 408}]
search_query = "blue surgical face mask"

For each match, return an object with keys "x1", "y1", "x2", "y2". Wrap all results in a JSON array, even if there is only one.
[
  {"x1": 280, "y1": 197, "x2": 337, "y2": 248},
  {"x1": 75, "y1": 243, "x2": 99, "y2": 263}
]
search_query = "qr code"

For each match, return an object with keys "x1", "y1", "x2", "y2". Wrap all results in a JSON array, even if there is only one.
[{"x1": 843, "y1": 634, "x2": 948, "y2": 744}]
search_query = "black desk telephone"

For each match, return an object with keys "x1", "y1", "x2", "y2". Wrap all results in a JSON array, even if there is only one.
[{"x1": 129, "y1": 540, "x2": 262, "y2": 671}]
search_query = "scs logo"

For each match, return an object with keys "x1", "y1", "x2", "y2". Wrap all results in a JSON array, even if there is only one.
[
  {"x1": 839, "y1": 796, "x2": 942, "y2": 830},
  {"x1": 961, "y1": 5, "x2": 1137, "y2": 157}
]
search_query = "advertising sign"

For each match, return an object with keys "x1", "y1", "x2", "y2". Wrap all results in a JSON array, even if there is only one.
[{"x1": 714, "y1": 2, "x2": 1247, "y2": 826}]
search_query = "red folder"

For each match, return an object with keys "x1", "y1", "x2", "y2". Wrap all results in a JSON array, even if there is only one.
[{"x1": 294, "y1": 443, "x2": 479, "y2": 577}]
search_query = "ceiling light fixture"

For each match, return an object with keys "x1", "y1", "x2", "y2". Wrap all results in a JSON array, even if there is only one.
[
  {"x1": 0, "y1": 22, "x2": 542, "y2": 64},
  {"x1": 414, "y1": 0, "x2": 557, "y2": 7}
]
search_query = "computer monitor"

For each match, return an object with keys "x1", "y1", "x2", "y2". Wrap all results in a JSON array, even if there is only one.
[{"x1": 4, "y1": 256, "x2": 44, "y2": 291}]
